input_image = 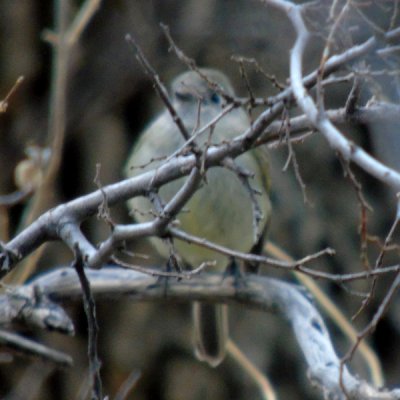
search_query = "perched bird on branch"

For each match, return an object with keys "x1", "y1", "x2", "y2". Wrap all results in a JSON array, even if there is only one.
[{"x1": 125, "y1": 68, "x2": 271, "y2": 366}]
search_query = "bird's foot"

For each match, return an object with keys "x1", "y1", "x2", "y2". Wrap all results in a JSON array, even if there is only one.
[{"x1": 223, "y1": 258, "x2": 249, "y2": 291}]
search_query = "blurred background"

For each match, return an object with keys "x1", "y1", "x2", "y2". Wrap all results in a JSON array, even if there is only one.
[{"x1": 0, "y1": 0, "x2": 400, "y2": 399}]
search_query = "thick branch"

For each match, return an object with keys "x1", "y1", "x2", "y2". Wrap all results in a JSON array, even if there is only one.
[
  {"x1": 1, "y1": 99, "x2": 398, "y2": 277},
  {"x1": 9, "y1": 266, "x2": 400, "y2": 400}
]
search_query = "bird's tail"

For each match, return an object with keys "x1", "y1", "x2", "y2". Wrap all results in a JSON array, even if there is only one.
[{"x1": 192, "y1": 302, "x2": 228, "y2": 367}]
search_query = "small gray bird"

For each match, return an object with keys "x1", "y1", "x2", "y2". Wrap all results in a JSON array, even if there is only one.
[{"x1": 125, "y1": 68, "x2": 271, "y2": 367}]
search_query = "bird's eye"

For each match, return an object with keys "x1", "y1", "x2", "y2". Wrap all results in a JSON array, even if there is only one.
[
  {"x1": 175, "y1": 91, "x2": 192, "y2": 102},
  {"x1": 210, "y1": 92, "x2": 220, "y2": 104}
]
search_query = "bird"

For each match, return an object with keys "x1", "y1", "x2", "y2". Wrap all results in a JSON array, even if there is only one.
[{"x1": 124, "y1": 68, "x2": 271, "y2": 367}]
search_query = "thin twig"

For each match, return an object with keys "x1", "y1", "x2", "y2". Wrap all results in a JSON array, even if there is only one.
[
  {"x1": 160, "y1": 24, "x2": 237, "y2": 105},
  {"x1": 0, "y1": 76, "x2": 24, "y2": 113},
  {"x1": 353, "y1": 206, "x2": 400, "y2": 320},
  {"x1": 66, "y1": 0, "x2": 101, "y2": 45},
  {"x1": 93, "y1": 163, "x2": 114, "y2": 228},
  {"x1": 231, "y1": 55, "x2": 285, "y2": 91},
  {"x1": 114, "y1": 370, "x2": 142, "y2": 400},
  {"x1": 111, "y1": 256, "x2": 212, "y2": 278},
  {"x1": 125, "y1": 34, "x2": 195, "y2": 145},
  {"x1": 221, "y1": 157, "x2": 264, "y2": 242},
  {"x1": 169, "y1": 226, "x2": 334, "y2": 269},
  {"x1": 0, "y1": 329, "x2": 72, "y2": 366},
  {"x1": 281, "y1": 107, "x2": 310, "y2": 204},
  {"x1": 73, "y1": 249, "x2": 103, "y2": 400}
]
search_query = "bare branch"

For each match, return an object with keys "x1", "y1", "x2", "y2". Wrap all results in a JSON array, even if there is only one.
[
  {"x1": 88, "y1": 167, "x2": 201, "y2": 267},
  {"x1": 263, "y1": 0, "x2": 400, "y2": 191},
  {"x1": 1, "y1": 96, "x2": 398, "y2": 277},
  {"x1": 0, "y1": 284, "x2": 74, "y2": 334},
  {"x1": 66, "y1": 0, "x2": 101, "y2": 45},
  {"x1": 73, "y1": 251, "x2": 102, "y2": 400},
  {"x1": 0, "y1": 329, "x2": 72, "y2": 366},
  {"x1": 12, "y1": 0, "x2": 101, "y2": 285},
  {"x1": 114, "y1": 369, "x2": 142, "y2": 400},
  {"x1": 160, "y1": 24, "x2": 238, "y2": 105},
  {"x1": 17, "y1": 266, "x2": 400, "y2": 400},
  {"x1": 169, "y1": 226, "x2": 333, "y2": 269},
  {"x1": 0, "y1": 76, "x2": 24, "y2": 113},
  {"x1": 125, "y1": 33, "x2": 195, "y2": 144}
]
